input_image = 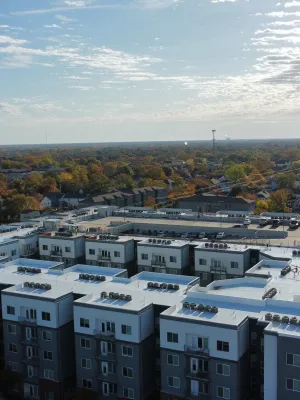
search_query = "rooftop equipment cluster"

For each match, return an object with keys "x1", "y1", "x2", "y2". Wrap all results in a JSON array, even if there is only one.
[
  {"x1": 147, "y1": 282, "x2": 179, "y2": 291},
  {"x1": 265, "y1": 313, "x2": 300, "y2": 325},
  {"x1": 183, "y1": 302, "x2": 218, "y2": 314},
  {"x1": 148, "y1": 239, "x2": 172, "y2": 245},
  {"x1": 262, "y1": 287, "x2": 277, "y2": 300},
  {"x1": 17, "y1": 266, "x2": 41, "y2": 274},
  {"x1": 24, "y1": 282, "x2": 51, "y2": 290},
  {"x1": 101, "y1": 291, "x2": 132, "y2": 301},
  {"x1": 281, "y1": 265, "x2": 292, "y2": 276},
  {"x1": 204, "y1": 243, "x2": 228, "y2": 249}
]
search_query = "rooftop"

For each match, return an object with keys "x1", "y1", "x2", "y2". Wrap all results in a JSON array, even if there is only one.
[
  {"x1": 85, "y1": 234, "x2": 133, "y2": 243},
  {"x1": 138, "y1": 238, "x2": 189, "y2": 248}
]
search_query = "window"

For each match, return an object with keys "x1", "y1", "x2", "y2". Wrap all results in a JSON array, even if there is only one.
[
  {"x1": 81, "y1": 358, "x2": 92, "y2": 369},
  {"x1": 43, "y1": 351, "x2": 53, "y2": 361},
  {"x1": 25, "y1": 327, "x2": 36, "y2": 339},
  {"x1": 42, "y1": 245, "x2": 48, "y2": 250},
  {"x1": 7, "y1": 305, "x2": 15, "y2": 315},
  {"x1": 44, "y1": 369, "x2": 54, "y2": 380},
  {"x1": 89, "y1": 249, "x2": 95, "y2": 255},
  {"x1": 45, "y1": 392, "x2": 54, "y2": 400},
  {"x1": 26, "y1": 346, "x2": 38, "y2": 358},
  {"x1": 122, "y1": 345, "x2": 133, "y2": 357},
  {"x1": 8, "y1": 361, "x2": 18, "y2": 371},
  {"x1": 170, "y1": 256, "x2": 177, "y2": 263},
  {"x1": 216, "y1": 364, "x2": 230, "y2": 376},
  {"x1": 42, "y1": 330, "x2": 52, "y2": 341},
  {"x1": 42, "y1": 312, "x2": 51, "y2": 321},
  {"x1": 167, "y1": 332, "x2": 178, "y2": 343},
  {"x1": 9, "y1": 343, "x2": 17, "y2": 353},
  {"x1": 287, "y1": 353, "x2": 300, "y2": 367},
  {"x1": 199, "y1": 382, "x2": 209, "y2": 395},
  {"x1": 8, "y1": 324, "x2": 16, "y2": 334},
  {"x1": 28, "y1": 365, "x2": 37, "y2": 377},
  {"x1": 217, "y1": 341, "x2": 229, "y2": 352},
  {"x1": 167, "y1": 354, "x2": 179, "y2": 366},
  {"x1": 287, "y1": 378, "x2": 300, "y2": 392},
  {"x1": 101, "y1": 321, "x2": 115, "y2": 333},
  {"x1": 168, "y1": 376, "x2": 180, "y2": 388},
  {"x1": 81, "y1": 338, "x2": 91, "y2": 349},
  {"x1": 121, "y1": 325, "x2": 132, "y2": 335},
  {"x1": 82, "y1": 379, "x2": 92, "y2": 389},
  {"x1": 80, "y1": 318, "x2": 90, "y2": 328},
  {"x1": 199, "y1": 259, "x2": 207, "y2": 266},
  {"x1": 102, "y1": 382, "x2": 117, "y2": 396},
  {"x1": 26, "y1": 308, "x2": 37, "y2": 320},
  {"x1": 122, "y1": 367, "x2": 134, "y2": 378},
  {"x1": 11, "y1": 250, "x2": 17, "y2": 257},
  {"x1": 114, "y1": 251, "x2": 120, "y2": 257},
  {"x1": 29, "y1": 385, "x2": 39, "y2": 398},
  {"x1": 65, "y1": 246, "x2": 71, "y2": 253},
  {"x1": 141, "y1": 253, "x2": 148, "y2": 260},
  {"x1": 217, "y1": 386, "x2": 230, "y2": 399},
  {"x1": 123, "y1": 388, "x2": 134, "y2": 399},
  {"x1": 230, "y1": 261, "x2": 239, "y2": 269}
]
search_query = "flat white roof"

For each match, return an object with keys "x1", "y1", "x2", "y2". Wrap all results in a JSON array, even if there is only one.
[
  {"x1": 0, "y1": 227, "x2": 38, "y2": 244},
  {"x1": 138, "y1": 238, "x2": 188, "y2": 248}
]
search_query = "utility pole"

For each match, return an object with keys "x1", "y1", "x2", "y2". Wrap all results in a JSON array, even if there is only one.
[{"x1": 212, "y1": 129, "x2": 216, "y2": 165}]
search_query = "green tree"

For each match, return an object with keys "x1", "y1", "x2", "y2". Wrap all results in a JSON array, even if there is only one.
[
  {"x1": 268, "y1": 190, "x2": 290, "y2": 212},
  {"x1": 225, "y1": 164, "x2": 247, "y2": 182},
  {"x1": 114, "y1": 174, "x2": 135, "y2": 189},
  {"x1": 277, "y1": 173, "x2": 296, "y2": 190},
  {"x1": 254, "y1": 200, "x2": 269, "y2": 215}
]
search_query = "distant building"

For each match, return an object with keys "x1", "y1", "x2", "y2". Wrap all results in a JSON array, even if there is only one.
[
  {"x1": 275, "y1": 159, "x2": 291, "y2": 168},
  {"x1": 178, "y1": 194, "x2": 255, "y2": 213},
  {"x1": 40, "y1": 193, "x2": 63, "y2": 208},
  {"x1": 20, "y1": 210, "x2": 41, "y2": 222}
]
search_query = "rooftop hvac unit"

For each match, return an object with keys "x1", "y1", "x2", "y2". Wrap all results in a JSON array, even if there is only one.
[
  {"x1": 282, "y1": 316, "x2": 290, "y2": 324},
  {"x1": 24, "y1": 281, "x2": 30, "y2": 287},
  {"x1": 35, "y1": 283, "x2": 41, "y2": 289},
  {"x1": 147, "y1": 282, "x2": 154, "y2": 288},
  {"x1": 167, "y1": 284, "x2": 174, "y2": 290},
  {"x1": 173, "y1": 284, "x2": 179, "y2": 291},
  {"x1": 183, "y1": 302, "x2": 190, "y2": 309},
  {"x1": 281, "y1": 265, "x2": 291, "y2": 276},
  {"x1": 262, "y1": 287, "x2": 277, "y2": 300},
  {"x1": 45, "y1": 284, "x2": 51, "y2": 290},
  {"x1": 167, "y1": 240, "x2": 172, "y2": 245},
  {"x1": 214, "y1": 243, "x2": 218, "y2": 248},
  {"x1": 197, "y1": 304, "x2": 204, "y2": 312},
  {"x1": 205, "y1": 243, "x2": 209, "y2": 248},
  {"x1": 290, "y1": 317, "x2": 298, "y2": 325},
  {"x1": 17, "y1": 266, "x2": 22, "y2": 272},
  {"x1": 293, "y1": 250, "x2": 298, "y2": 256},
  {"x1": 157, "y1": 239, "x2": 162, "y2": 244},
  {"x1": 149, "y1": 239, "x2": 153, "y2": 243},
  {"x1": 224, "y1": 244, "x2": 228, "y2": 249},
  {"x1": 204, "y1": 305, "x2": 211, "y2": 312},
  {"x1": 113, "y1": 293, "x2": 120, "y2": 300},
  {"x1": 37, "y1": 268, "x2": 42, "y2": 274},
  {"x1": 109, "y1": 292, "x2": 115, "y2": 298},
  {"x1": 190, "y1": 303, "x2": 196, "y2": 310},
  {"x1": 209, "y1": 243, "x2": 214, "y2": 248},
  {"x1": 100, "y1": 276, "x2": 106, "y2": 281},
  {"x1": 84, "y1": 274, "x2": 89, "y2": 280},
  {"x1": 272, "y1": 314, "x2": 281, "y2": 322},
  {"x1": 40, "y1": 284, "x2": 46, "y2": 290},
  {"x1": 29, "y1": 282, "x2": 35, "y2": 288},
  {"x1": 160, "y1": 283, "x2": 167, "y2": 290},
  {"x1": 89, "y1": 275, "x2": 95, "y2": 280},
  {"x1": 79, "y1": 274, "x2": 84, "y2": 279},
  {"x1": 119, "y1": 294, "x2": 126, "y2": 300},
  {"x1": 265, "y1": 313, "x2": 272, "y2": 321},
  {"x1": 211, "y1": 306, "x2": 218, "y2": 314},
  {"x1": 95, "y1": 275, "x2": 101, "y2": 281},
  {"x1": 219, "y1": 244, "x2": 224, "y2": 249},
  {"x1": 101, "y1": 291, "x2": 108, "y2": 298},
  {"x1": 125, "y1": 295, "x2": 132, "y2": 301},
  {"x1": 154, "y1": 283, "x2": 160, "y2": 288}
]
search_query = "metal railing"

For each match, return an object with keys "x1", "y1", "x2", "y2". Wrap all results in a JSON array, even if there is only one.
[
  {"x1": 18, "y1": 316, "x2": 37, "y2": 325},
  {"x1": 151, "y1": 259, "x2": 166, "y2": 266},
  {"x1": 186, "y1": 368, "x2": 209, "y2": 380},
  {"x1": 210, "y1": 264, "x2": 227, "y2": 274},
  {"x1": 184, "y1": 345, "x2": 209, "y2": 357},
  {"x1": 98, "y1": 254, "x2": 111, "y2": 261},
  {"x1": 93, "y1": 329, "x2": 115, "y2": 339},
  {"x1": 50, "y1": 250, "x2": 62, "y2": 256}
]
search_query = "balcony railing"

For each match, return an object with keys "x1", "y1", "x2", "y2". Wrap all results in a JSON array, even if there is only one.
[
  {"x1": 50, "y1": 250, "x2": 62, "y2": 256},
  {"x1": 184, "y1": 345, "x2": 209, "y2": 357},
  {"x1": 93, "y1": 329, "x2": 115, "y2": 339},
  {"x1": 18, "y1": 317, "x2": 37, "y2": 325},
  {"x1": 185, "y1": 389, "x2": 210, "y2": 399},
  {"x1": 210, "y1": 264, "x2": 226, "y2": 274},
  {"x1": 151, "y1": 259, "x2": 166, "y2": 266},
  {"x1": 22, "y1": 336, "x2": 38, "y2": 345},
  {"x1": 98, "y1": 254, "x2": 111, "y2": 261},
  {"x1": 186, "y1": 368, "x2": 210, "y2": 380}
]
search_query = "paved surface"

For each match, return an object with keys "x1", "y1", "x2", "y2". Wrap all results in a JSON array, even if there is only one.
[{"x1": 79, "y1": 217, "x2": 300, "y2": 247}]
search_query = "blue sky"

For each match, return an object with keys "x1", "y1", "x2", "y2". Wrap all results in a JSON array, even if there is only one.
[{"x1": 1, "y1": 0, "x2": 300, "y2": 144}]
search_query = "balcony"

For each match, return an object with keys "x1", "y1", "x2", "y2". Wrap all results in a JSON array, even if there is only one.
[
  {"x1": 22, "y1": 356, "x2": 40, "y2": 366},
  {"x1": 184, "y1": 345, "x2": 210, "y2": 358},
  {"x1": 98, "y1": 254, "x2": 111, "y2": 261},
  {"x1": 151, "y1": 259, "x2": 166, "y2": 267},
  {"x1": 93, "y1": 329, "x2": 115, "y2": 340},
  {"x1": 21, "y1": 248, "x2": 36, "y2": 257},
  {"x1": 185, "y1": 389, "x2": 210, "y2": 399},
  {"x1": 18, "y1": 317, "x2": 37, "y2": 326},
  {"x1": 22, "y1": 336, "x2": 38, "y2": 345},
  {"x1": 186, "y1": 369, "x2": 210, "y2": 381},
  {"x1": 210, "y1": 264, "x2": 227, "y2": 274}
]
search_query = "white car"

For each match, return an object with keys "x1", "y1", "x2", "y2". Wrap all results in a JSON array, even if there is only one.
[
  {"x1": 243, "y1": 218, "x2": 251, "y2": 225},
  {"x1": 216, "y1": 232, "x2": 226, "y2": 239},
  {"x1": 181, "y1": 233, "x2": 188, "y2": 239}
]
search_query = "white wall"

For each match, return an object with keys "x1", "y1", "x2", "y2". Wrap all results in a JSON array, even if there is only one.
[
  {"x1": 2, "y1": 293, "x2": 59, "y2": 329},
  {"x1": 74, "y1": 304, "x2": 151, "y2": 343},
  {"x1": 140, "y1": 306, "x2": 154, "y2": 341},
  {"x1": 264, "y1": 333, "x2": 277, "y2": 399},
  {"x1": 238, "y1": 319, "x2": 249, "y2": 357},
  {"x1": 195, "y1": 249, "x2": 246, "y2": 276},
  {"x1": 58, "y1": 294, "x2": 74, "y2": 327},
  {"x1": 160, "y1": 317, "x2": 240, "y2": 361},
  {"x1": 137, "y1": 244, "x2": 188, "y2": 270},
  {"x1": 19, "y1": 233, "x2": 39, "y2": 256},
  {"x1": 0, "y1": 240, "x2": 20, "y2": 260},
  {"x1": 85, "y1": 241, "x2": 130, "y2": 264},
  {"x1": 39, "y1": 236, "x2": 85, "y2": 258}
]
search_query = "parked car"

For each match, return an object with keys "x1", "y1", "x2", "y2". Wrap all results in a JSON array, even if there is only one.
[
  {"x1": 289, "y1": 219, "x2": 299, "y2": 229},
  {"x1": 233, "y1": 224, "x2": 243, "y2": 228},
  {"x1": 198, "y1": 232, "x2": 206, "y2": 239},
  {"x1": 243, "y1": 218, "x2": 251, "y2": 226},
  {"x1": 259, "y1": 217, "x2": 269, "y2": 226},
  {"x1": 216, "y1": 232, "x2": 226, "y2": 239},
  {"x1": 158, "y1": 231, "x2": 164, "y2": 237},
  {"x1": 271, "y1": 218, "x2": 280, "y2": 227},
  {"x1": 181, "y1": 232, "x2": 188, "y2": 239}
]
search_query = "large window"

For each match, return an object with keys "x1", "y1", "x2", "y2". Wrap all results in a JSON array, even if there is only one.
[
  {"x1": 65, "y1": 247, "x2": 71, "y2": 253},
  {"x1": 287, "y1": 353, "x2": 300, "y2": 367},
  {"x1": 80, "y1": 318, "x2": 90, "y2": 328},
  {"x1": 122, "y1": 367, "x2": 134, "y2": 378},
  {"x1": 121, "y1": 325, "x2": 132, "y2": 335},
  {"x1": 217, "y1": 386, "x2": 230, "y2": 399},
  {"x1": 123, "y1": 388, "x2": 134, "y2": 399},
  {"x1": 114, "y1": 251, "x2": 120, "y2": 257},
  {"x1": 81, "y1": 358, "x2": 92, "y2": 369},
  {"x1": 43, "y1": 351, "x2": 53, "y2": 361},
  {"x1": 122, "y1": 345, "x2": 133, "y2": 357},
  {"x1": 44, "y1": 369, "x2": 54, "y2": 380},
  {"x1": 8, "y1": 343, "x2": 17, "y2": 353},
  {"x1": 42, "y1": 312, "x2": 51, "y2": 321},
  {"x1": 7, "y1": 306, "x2": 15, "y2": 315},
  {"x1": 42, "y1": 245, "x2": 48, "y2": 250},
  {"x1": 141, "y1": 253, "x2": 148, "y2": 260},
  {"x1": 167, "y1": 332, "x2": 178, "y2": 343},
  {"x1": 217, "y1": 341, "x2": 229, "y2": 352},
  {"x1": 89, "y1": 249, "x2": 95, "y2": 255},
  {"x1": 81, "y1": 338, "x2": 91, "y2": 349},
  {"x1": 167, "y1": 354, "x2": 179, "y2": 366},
  {"x1": 170, "y1": 256, "x2": 177, "y2": 263},
  {"x1": 168, "y1": 376, "x2": 180, "y2": 388},
  {"x1": 42, "y1": 330, "x2": 52, "y2": 341},
  {"x1": 199, "y1": 259, "x2": 207, "y2": 266},
  {"x1": 230, "y1": 261, "x2": 239, "y2": 269},
  {"x1": 8, "y1": 324, "x2": 16, "y2": 334},
  {"x1": 286, "y1": 378, "x2": 300, "y2": 392},
  {"x1": 82, "y1": 379, "x2": 92, "y2": 389},
  {"x1": 216, "y1": 364, "x2": 230, "y2": 376}
]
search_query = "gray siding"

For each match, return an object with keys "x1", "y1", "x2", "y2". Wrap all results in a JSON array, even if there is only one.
[{"x1": 277, "y1": 336, "x2": 300, "y2": 400}]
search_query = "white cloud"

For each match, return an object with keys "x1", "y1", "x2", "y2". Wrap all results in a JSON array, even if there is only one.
[
  {"x1": 211, "y1": 0, "x2": 238, "y2": 2},
  {"x1": 68, "y1": 85, "x2": 93, "y2": 90},
  {"x1": 135, "y1": 0, "x2": 184, "y2": 9},
  {"x1": 285, "y1": 1, "x2": 300, "y2": 7},
  {"x1": 55, "y1": 14, "x2": 76, "y2": 22},
  {"x1": 44, "y1": 24, "x2": 62, "y2": 29},
  {"x1": 0, "y1": 35, "x2": 27, "y2": 45},
  {"x1": 29, "y1": 103, "x2": 65, "y2": 112},
  {"x1": 0, "y1": 54, "x2": 32, "y2": 69}
]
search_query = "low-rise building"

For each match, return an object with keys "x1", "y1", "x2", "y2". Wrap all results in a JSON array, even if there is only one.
[
  {"x1": 179, "y1": 194, "x2": 255, "y2": 213},
  {"x1": 85, "y1": 234, "x2": 135, "y2": 276},
  {"x1": 137, "y1": 238, "x2": 190, "y2": 275},
  {"x1": 39, "y1": 231, "x2": 85, "y2": 267}
]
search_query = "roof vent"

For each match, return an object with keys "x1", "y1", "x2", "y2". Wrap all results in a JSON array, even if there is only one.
[
  {"x1": 109, "y1": 292, "x2": 115, "y2": 299},
  {"x1": 167, "y1": 240, "x2": 172, "y2": 245},
  {"x1": 211, "y1": 306, "x2": 218, "y2": 314},
  {"x1": 125, "y1": 295, "x2": 132, "y2": 301},
  {"x1": 214, "y1": 243, "x2": 218, "y2": 248},
  {"x1": 204, "y1": 305, "x2": 211, "y2": 312},
  {"x1": 100, "y1": 276, "x2": 106, "y2": 281},
  {"x1": 160, "y1": 283, "x2": 167, "y2": 290},
  {"x1": 272, "y1": 314, "x2": 281, "y2": 322},
  {"x1": 167, "y1": 284, "x2": 174, "y2": 290},
  {"x1": 149, "y1": 239, "x2": 153, "y2": 243},
  {"x1": 290, "y1": 317, "x2": 298, "y2": 325},
  {"x1": 119, "y1": 294, "x2": 126, "y2": 300},
  {"x1": 24, "y1": 281, "x2": 29, "y2": 287},
  {"x1": 101, "y1": 291, "x2": 108, "y2": 298},
  {"x1": 183, "y1": 302, "x2": 190, "y2": 309},
  {"x1": 262, "y1": 287, "x2": 277, "y2": 300},
  {"x1": 224, "y1": 244, "x2": 228, "y2": 249},
  {"x1": 190, "y1": 303, "x2": 197, "y2": 310},
  {"x1": 45, "y1": 284, "x2": 51, "y2": 290},
  {"x1": 265, "y1": 313, "x2": 272, "y2": 321},
  {"x1": 205, "y1": 243, "x2": 209, "y2": 248},
  {"x1": 209, "y1": 243, "x2": 214, "y2": 248},
  {"x1": 197, "y1": 304, "x2": 204, "y2": 312},
  {"x1": 147, "y1": 282, "x2": 154, "y2": 288},
  {"x1": 157, "y1": 239, "x2": 162, "y2": 244},
  {"x1": 113, "y1": 293, "x2": 120, "y2": 300},
  {"x1": 173, "y1": 284, "x2": 179, "y2": 291},
  {"x1": 282, "y1": 316, "x2": 290, "y2": 324},
  {"x1": 152, "y1": 239, "x2": 156, "y2": 244},
  {"x1": 29, "y1": 282, "x2": 35, "y2": 288}
]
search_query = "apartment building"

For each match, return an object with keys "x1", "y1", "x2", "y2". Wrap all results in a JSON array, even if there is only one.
[
  {"x1": 1, "y1": 281, "x2": 75, "y2": 400},
  {"x1": 39, "y1": 232, "x2": 85, "y2": 267},
  {"x1": 137, "y1": 238, "x2": 190, "y2": 275},
  {"x1": 18, "y1": 231, "x2": 39, "y2": 258},
  {"x1": 194, "y1": 242, "x2": 256, "y2": 286},
  {"x1": 85, "y1": 234, "x2": 135, "y2": 276}
]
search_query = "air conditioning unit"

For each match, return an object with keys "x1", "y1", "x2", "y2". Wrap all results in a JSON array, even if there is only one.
[
  {"x1": 40, "y1": 284, "x2": 46, "y2": 290},
  {"x1": 214, "y1": 243, "x2": 218, "y2": 248},
  {"x1": 149, "y1": 239, "x2": 153, "y2": 243},
  {"x1": 109, "y1": 292, "x2": 115, "y2": 298},
  {"x1": 100, "y1": 276, "x2": 106, "y2": 281},
  {"x1": 152, "y1": 239, "x2": 157, "y2": 244},
  {"x1": 79, "y1": 274, "x2": 84, "y2": 279},
  {"x1": 205, "y1": 243, "x2": 209, "y2": 248},
  {"x1": 89, "y1": 275, "x2": 95, "y2": 280},
  {"x1": 29, "y1": 282, "x2": 35, "y2": 288},
  {"x1": 17, "y1": 266, "x2": 22, "y2": 272},
  {"x1": 197, "y1": 304, "x2": 204, "y2": 312},
  {"x1": 183, "y1": 302, "x2": 190, "y2": 309},
  {"x1": 265, "y1": 313, "x2": 272, "y2": 321},
  {"x1": 282, "y1": 316, "x2": 289, "y2": 324},
  {"x1": 160, "y1": 283, "x2": 167, "y2": 290},
  {"x1": 167, "y1": 284, "x2": 174, "y2": 290},
  {"x1": 147, "y1": 282, "x2": 152, "y2": 288},
  {"x1": 190, "y1": 303, "x2": 196, "y2": 310},
  {"x1": 290, "y1": 317, "x2": 298, "y2": 325},
  {"x1": 154, "y1": 283, "x2": 160, "y2": 288},
  {"x1": 113, "y1": 293, "x2": 120, "y2": 300},
  {"x1": 24, "y1": 282, "x2": 30, "y2": 287},
  {"x1": 37, "y1": 269, "x2": 42, "y2": 273},
  {"x1": 157, "y1": 239, "x2": 162, "y2": 244},
  {"x1": 125, "y1": 295, "x2": 132, "y2": 301},
  {"x1": 173, "y1": 284, "x2": 179, "y2": 291},
  {"x1": 95, "y1": 275, "x2": 101, "y2": 281},
  {"x1": 101, "y1": 291, "x2": 108, "y2": 298},
  {"x1": 167, "y1": 240, "x2": 171, "y2": 245},
  {"x1": 293, "y1": 250, "x2": 298, "y2": 256},
  {"x1": 204, "y1": 305, "x2": 211, "y2": 312},
  {"x1": 45, "y1": 284, "x2": 51, "y2": 290},
  {"x1": 272, "y1": 314, "x2": 281, "y2": 322},
  {"x1": 224, "y1": 244, "x2": 228, "y2": 249},
  {"x1": 119, "y1": 294, "x2": 126, "y2": 300},
  {"x1": 211, "y1": 306, "x2": 218, "y2": 314},
  {"x1": 209, "y1": 243, "x2": 214, "y2": 248}
]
